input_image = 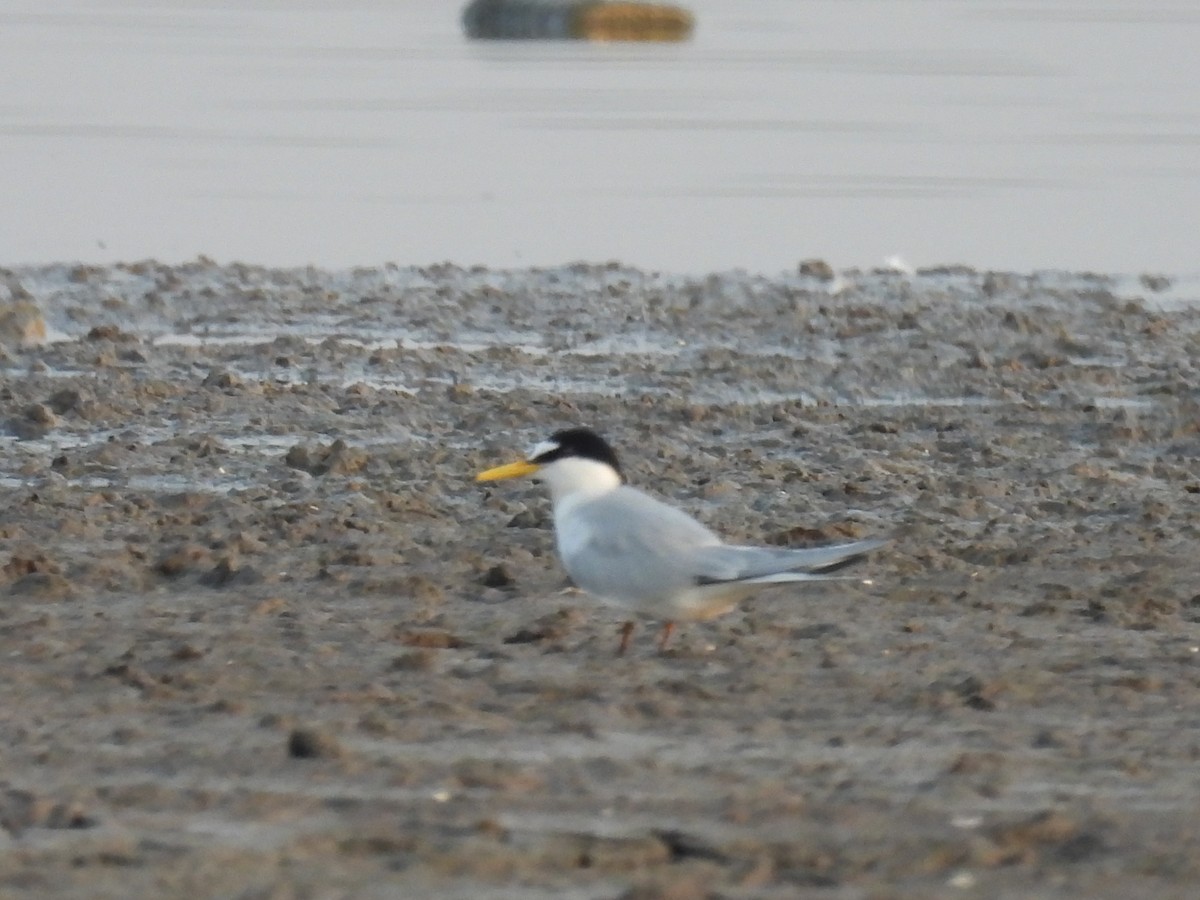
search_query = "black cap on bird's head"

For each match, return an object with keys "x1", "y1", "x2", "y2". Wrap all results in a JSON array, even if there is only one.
[
  {"x1": 533, "y1": 428, "x2": 622, "y2": 476},
  {"x1": 475, "y1": 426, "x2": 624, "y2": 484}
]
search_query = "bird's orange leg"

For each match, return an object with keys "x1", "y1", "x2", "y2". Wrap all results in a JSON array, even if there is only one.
[
  {"x1": 656, "y1": 621, "x2": 676, "y2": 653},
  {"x1": 617, "y1": 621, "x2": 635, "y2": 656}
]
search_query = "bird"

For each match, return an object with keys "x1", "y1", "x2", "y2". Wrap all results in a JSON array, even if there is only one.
[{"x1": 475, "y1": 427, "x2": 885, "y2": 654}]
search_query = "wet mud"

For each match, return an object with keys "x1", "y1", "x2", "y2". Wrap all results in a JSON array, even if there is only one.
[{"x1": 0, "y1": 260, "x2": 1198, "y2": 898}]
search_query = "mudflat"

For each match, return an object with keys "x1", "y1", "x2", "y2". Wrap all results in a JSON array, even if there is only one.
[{"x1": 0, "y1": 260, "x2": 1197, "y2": 898}]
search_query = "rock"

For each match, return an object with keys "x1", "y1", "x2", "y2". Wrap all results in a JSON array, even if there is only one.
[
  {"x1": 322, "y1": 439, "x2": 369, "y2": 476},
  {"x1": 5, "y1": 403, "x2": 58, "y2": 439},
  {"x1": 2, "y1": 552, "x2": 59, "y2": 580},
  {"x1": 390, "y1": 649, "x2": 438, "y2": 671},
  {"x1": 283, "y1": 444, "x2": 315, "y2": 472},
  {"x1": 22, "y1": 403, "x2": 56, "y2": 426},
  {"x1": 287, "y1": 727, "x2": 345, "y2": 760},
  {"x1": 398, "y1": 629, "x2": 469, "y2": 649},
  {"x1": 798, "y1": 258, "x2": 835, "y2": 281},
  {"x1": 791, "y1": 623, "x2": 847, "y2": 640},
  {"x1": 506, "y1": 509, "x2": 543, "y2": 528},
  {"x1": 46, "y1": 388, "x2": 88, "y2": 414},
  {"x1": 503, "y1": 608, "x2": 583, "y2": 644},
  {"x1": 7, "y1": 572, "x2": 73, "y2": 600},
  {"x1": 202, "y1": 368, "x2": 242, "y2": 389},
  {"x1": 285, "y1": 439, "x2": 368, "y2": 476},
  {"x1": 86, "y1": 324, "x2": 138, "y2": 343},
  {"x1": 200, "y1": 556, "x2": 261, "y2": 587},
  {"x1": 0, "y1": 301, "x2": 46, "y2": 347},
  {"x1": 482, "y1": 563, "x2": 515, "y2": 588},
  {"x1": 155, "y1": 544, "x2": 213, "y2": 577},
  {"x1": 0, "y1": 787, "x2": 96, "y2": 835},
  {"x1": 170, "y1": 642, "x2": 206, "y2": 661}
]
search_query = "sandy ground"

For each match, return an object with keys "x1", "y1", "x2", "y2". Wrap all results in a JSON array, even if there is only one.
[{"x1": 0, "y1": 260, "x2": 1198, "y2": 898}]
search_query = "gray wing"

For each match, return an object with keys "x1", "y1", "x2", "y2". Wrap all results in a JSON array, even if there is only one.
[
  {"x1": 690, "y1": 538, "x2": 887, "y2": 585},
  {"x1": 559, "y1": 486, "x2": 721, "y2": 603}
]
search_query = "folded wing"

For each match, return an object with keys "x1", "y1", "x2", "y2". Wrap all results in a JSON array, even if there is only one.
[{"x1": 690, "y1": 538, "x2": 887, "y2": 585}]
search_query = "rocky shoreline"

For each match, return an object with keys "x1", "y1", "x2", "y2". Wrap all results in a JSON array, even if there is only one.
[{"x1": 0, "y1": 260, "x2": 1197, "y2": 897}]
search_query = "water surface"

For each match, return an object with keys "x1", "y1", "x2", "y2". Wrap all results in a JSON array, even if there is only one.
[{"x1": 2, "y1": 0, "x2": 1198, "y2": 273}]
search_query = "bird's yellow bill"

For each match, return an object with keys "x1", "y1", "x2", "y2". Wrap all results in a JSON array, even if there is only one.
[{"x1": 476, "y1": 460, "x2": 540, "y2": 482}]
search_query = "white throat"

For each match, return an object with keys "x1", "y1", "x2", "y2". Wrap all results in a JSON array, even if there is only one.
[{"x1": 537, "y1": 456, "x2": 622, "y2": 509}]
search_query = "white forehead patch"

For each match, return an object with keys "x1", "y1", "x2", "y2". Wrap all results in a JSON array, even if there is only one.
[{"x1": 527, "y1": 439, "x2": 560, "y2": 461}]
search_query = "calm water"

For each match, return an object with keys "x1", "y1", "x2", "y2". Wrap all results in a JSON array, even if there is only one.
[{"x1": 2, "y1": 0, "x2": 1198, "y2": 274}]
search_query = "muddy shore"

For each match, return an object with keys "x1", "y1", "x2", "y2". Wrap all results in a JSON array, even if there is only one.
[{"x1": 0, "y1": 260, "x2": 1198, "y2": 898}]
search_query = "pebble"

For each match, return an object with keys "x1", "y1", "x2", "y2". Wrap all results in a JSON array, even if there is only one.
[{"x1": 287, "y1": 727, "x2": 345, "y2": 760}]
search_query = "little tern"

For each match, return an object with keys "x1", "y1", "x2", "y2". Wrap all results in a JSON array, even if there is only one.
[{"x1": 476, "y1": 427, "x2": 884, "y2": 654}]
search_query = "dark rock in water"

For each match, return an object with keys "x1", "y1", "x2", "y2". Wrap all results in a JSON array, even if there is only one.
[
  {"x1": 462, "y1": 0, "x2": 693, "y2": 42},
  {"x1": 463, "y1": 0, "x2": 575, "y2": 39},
  {"x1": 798, "y1": 258, "x2": 835, "y2": 281},
  {"x1": 1139, "y1": 272, "x2": 1171, "y2": 292}
]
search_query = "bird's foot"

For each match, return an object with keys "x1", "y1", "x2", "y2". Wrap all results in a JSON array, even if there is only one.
[
  {"x1": 617, "y1": 620, "x2": 635, "y2": 656},
  {"x1": 656, "y1": 621, "x2": 676, "y2": 654}
]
